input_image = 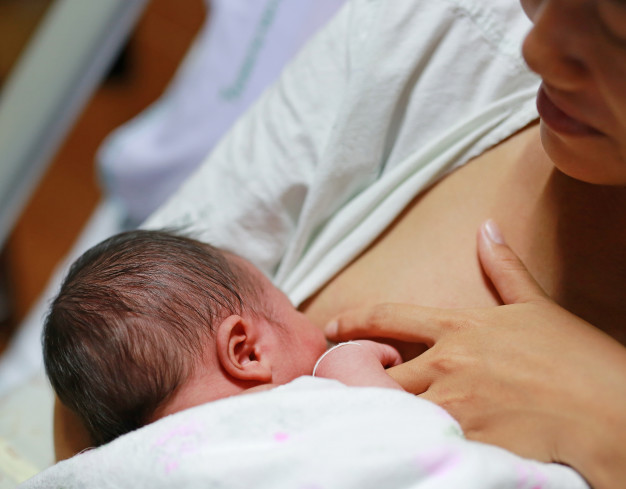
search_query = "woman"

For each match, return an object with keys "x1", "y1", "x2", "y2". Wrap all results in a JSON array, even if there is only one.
[
  {"x1": 56, "y1": 1, "x2": 625, "y2": 487},
  {"x1": 322, "y1": 1, "x2": 626, "y2": 487}
]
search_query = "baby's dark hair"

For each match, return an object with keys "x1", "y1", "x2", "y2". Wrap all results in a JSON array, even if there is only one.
[{"x1": 43, "y1": 229, "x2": 265, "y2": 446}]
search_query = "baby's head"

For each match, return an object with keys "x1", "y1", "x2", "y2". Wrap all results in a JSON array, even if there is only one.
[{"x1": 43, "y1": 230, "x2": 326, "y2": 447}]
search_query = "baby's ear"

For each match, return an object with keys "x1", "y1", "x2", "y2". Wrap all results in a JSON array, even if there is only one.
[{"x1": 215, "y1": 315, "x2": 272, "y2": 383}]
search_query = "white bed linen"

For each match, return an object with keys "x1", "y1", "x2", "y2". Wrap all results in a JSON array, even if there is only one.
[
  {"x1": 20, "y1": 377, "x2": 588, "y2": 489},
  {"x1": 145, "y1": 0, "x2": 541, "y2": 306}
]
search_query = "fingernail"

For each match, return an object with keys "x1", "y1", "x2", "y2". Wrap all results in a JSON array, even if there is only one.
[
  {"x1": 324, "y1": 320, "x2": 338, "y2": 337},
  {"x1": 484, "y1": 219, "x2": 505, "y2": 244}
]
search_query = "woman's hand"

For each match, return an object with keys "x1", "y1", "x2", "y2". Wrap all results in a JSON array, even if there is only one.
[{"x1": 325, "y1": 220, "x2": 626, "y2": 489}]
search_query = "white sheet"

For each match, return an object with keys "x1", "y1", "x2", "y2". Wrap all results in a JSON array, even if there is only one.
[
  {"x1": 145, "y1": 0, "x2": 541, "y2": 306},
  {"x1": 20, "y1": 377, "x2": 588, "y2": 489}
]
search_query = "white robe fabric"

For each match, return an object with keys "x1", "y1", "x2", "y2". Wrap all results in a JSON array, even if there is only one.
[
  {"x1": 145, "y1": 0, "x2": 541, "y2": 306},
  {"x1": 20, "y1": 378, "x2": 588, "y2": 489},
  {"x1": 99, "y1": 0, "x2": 347, "y2": 225}
]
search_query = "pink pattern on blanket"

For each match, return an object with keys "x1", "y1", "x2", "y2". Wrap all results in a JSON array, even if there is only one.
[
  {"x1": 154, "y1": 422, "x2": 201, "y2": 446},
  {"x1": 414, "y1": 446, "x2": 462, "y2": 477},
  {"x1": 274, "y1": 431, "x2": 290, "y2": 442},
  {"x1": 515, "y1": 462, "x2": 548, "y2": 489},
  {"x1": 152, "y1": 421, "x2": 203, "y2": 474}
]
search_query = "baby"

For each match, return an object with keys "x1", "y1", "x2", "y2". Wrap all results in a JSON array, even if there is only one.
[{"x1": 43, "y1": 230, "x2": 402, "y2": 447}]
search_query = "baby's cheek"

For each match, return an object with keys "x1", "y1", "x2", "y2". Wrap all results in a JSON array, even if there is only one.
[{"x1": 313, "y1": 333, "x2": 329, "y2": 360}]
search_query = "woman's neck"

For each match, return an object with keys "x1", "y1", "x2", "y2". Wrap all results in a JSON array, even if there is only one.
[{"x1": 511, "y1": 130, "x2": 626, "y2": 343}]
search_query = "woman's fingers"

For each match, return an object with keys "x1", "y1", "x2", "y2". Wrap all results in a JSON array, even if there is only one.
[
  {"x1": 477, "y1": 219, "x2": 549, "y2": 305},
  {"x1": 386, "y1": 355, "x2": 435, "y2": 394},
  {"x1": 325, "y1": 303, "x2": 457, "y2": 345}
]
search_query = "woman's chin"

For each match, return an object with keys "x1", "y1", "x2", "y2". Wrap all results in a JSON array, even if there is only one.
[{"x1": 540, "y1": 122, "x2": 626, "y2": 187}]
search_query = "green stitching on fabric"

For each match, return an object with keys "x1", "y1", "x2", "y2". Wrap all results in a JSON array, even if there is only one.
[{"x1": 219, "y1": 0, "x2": 284, "y2": 101}]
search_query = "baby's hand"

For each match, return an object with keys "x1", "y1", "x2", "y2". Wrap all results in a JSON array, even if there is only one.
[
  {"x1": 355, "y1": 340, "x2": 403, "y2": 369},
  {"x1": 313, "y1": 340, "x2": 404, "y2": 390}
]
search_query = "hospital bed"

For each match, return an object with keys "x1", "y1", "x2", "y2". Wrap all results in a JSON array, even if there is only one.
[{"x1": 0, "y1": 0, "x2": 148, "y2": 249}]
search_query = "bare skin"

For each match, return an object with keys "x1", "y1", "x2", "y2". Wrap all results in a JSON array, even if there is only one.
[
  {"x1": 325, "y1": 222, "x2": 626, "y2": 489},
  {"x1": 53, "y1": 124, "x2": 544, "y2": 461},
  {"x1": 304, "y1": 121, "x2": 626, "y2": 489},
  {"x1": 54, "y1": 3, "x2": 626, "y2": 485},
  {"x1": 301, "y1": 123, "x2": 626, "y2": 344},
  {"x1": 54, "y1": 400, "x2": 91, "y2": 461},
  {"x1": 55, "y1": 122, "x2": 626, "y2": 463},
  {"x1": 303, "y1": 4, "x2": 626, "y2": 486}
]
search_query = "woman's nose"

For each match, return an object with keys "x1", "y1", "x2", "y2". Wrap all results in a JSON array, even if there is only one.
[{"x1": 521, "y1": 0, "x2": 591, "y2": 90}]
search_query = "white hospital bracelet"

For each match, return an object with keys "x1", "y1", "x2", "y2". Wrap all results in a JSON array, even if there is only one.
[{"x1": 312, "y1": 341, "x2": 362, "y2": 377}]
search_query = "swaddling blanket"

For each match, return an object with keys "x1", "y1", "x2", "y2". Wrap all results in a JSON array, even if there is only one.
[{"x1": 21, "y1": 377, "x2": 587, "y2": 489}]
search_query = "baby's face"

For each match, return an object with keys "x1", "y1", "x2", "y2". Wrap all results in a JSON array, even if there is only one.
[{"x1": 234, "y1": 257, "x2": 328, "y2": 383}]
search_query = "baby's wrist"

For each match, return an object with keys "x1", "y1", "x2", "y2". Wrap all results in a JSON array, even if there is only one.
[{"x1": 312, "y1": 341, "x2": 362, "y2": 377}]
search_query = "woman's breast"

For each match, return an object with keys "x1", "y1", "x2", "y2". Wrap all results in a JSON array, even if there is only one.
[{"x1": 299, "y1": 126, "x2": 539, "y2": 328}]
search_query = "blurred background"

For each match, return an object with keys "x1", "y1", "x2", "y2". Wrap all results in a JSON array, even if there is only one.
[
  {"x1": 0, "y1": 0, "x2": 205, "y2": 355},
  {"x1": 0, "y1": 2, "x2": 204, "y2": 482},
  {"x1": 0, "y1": 0, "x2": 345, "y2": 483}
]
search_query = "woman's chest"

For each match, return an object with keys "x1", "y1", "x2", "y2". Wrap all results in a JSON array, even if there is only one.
[{"x1": 300, "y1": 127, "x2": 544, "y2": 327}]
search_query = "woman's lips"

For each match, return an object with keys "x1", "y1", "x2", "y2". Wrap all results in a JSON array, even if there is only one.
[{"x1": 536, "y1": 85, "x2": 602, "y2": 136}]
